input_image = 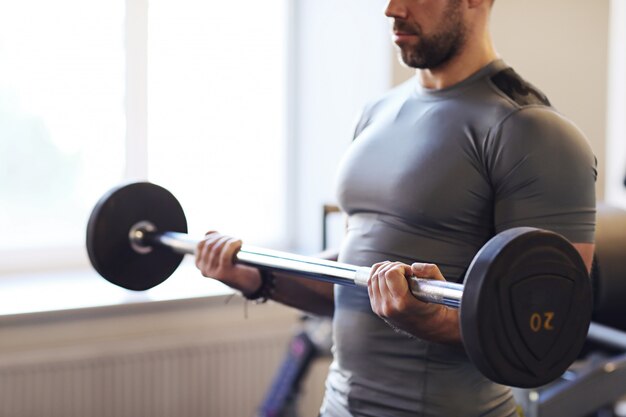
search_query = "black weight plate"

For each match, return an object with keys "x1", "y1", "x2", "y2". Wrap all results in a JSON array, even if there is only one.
[
  {"x1": 86, "y1": 182, "x2": 187, "y2": 291},
  {"x1": 461, "y1": 228, "x2": 591, "y2": 388}
]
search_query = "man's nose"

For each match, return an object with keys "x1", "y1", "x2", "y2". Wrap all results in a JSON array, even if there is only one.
[{"x1": 385, "y1": 0, "x2": 408, "y2": 19}]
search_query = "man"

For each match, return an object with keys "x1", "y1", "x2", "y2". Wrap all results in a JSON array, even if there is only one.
[{"x1": 196, "y1": 0, "x2": 597, "y2": 415}]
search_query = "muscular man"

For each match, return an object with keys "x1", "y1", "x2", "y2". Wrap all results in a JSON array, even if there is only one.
[{"x1": 196, "y1": 0, "x2": 597, "y2": 415}]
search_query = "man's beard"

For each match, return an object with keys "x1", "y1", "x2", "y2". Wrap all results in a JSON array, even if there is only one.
[{"x1": 395, "y1": 5, "x2": 467, "y2": 69}]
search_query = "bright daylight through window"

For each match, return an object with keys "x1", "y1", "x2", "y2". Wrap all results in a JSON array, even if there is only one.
[
  {"x1": 0, "y1": 0, "x2": 126, "y2": 258},
  {"x1": 0, "y1": 0, "x2": 288, "y2": 273},
  {"x1": 147, "y1": 0, "x2": 288, "y2": 247}
]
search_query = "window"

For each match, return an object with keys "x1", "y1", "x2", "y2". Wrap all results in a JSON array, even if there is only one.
[
  {"x1": 0, "y1": 0, "x2": 289, "y2": 273},
  {"x1": 147, "y1": 0, "x2": 288, "y2": 245},
  {"x1": 0, "y1": 0, "x2": 126, "y2": 271}
]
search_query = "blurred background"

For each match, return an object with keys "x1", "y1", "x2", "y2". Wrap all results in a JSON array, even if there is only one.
[{"x1": 0, "y1": 0, "x2": 624, "y2": 415}]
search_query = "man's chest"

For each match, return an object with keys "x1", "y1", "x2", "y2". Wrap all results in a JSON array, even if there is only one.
[{"x1": 335, "y1": 109, "x2": 494, "y2": 229}]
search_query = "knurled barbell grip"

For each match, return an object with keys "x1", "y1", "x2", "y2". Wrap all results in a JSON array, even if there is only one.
[{"x1": 138, "y1": 230, "x2": 464, "y2": 308}]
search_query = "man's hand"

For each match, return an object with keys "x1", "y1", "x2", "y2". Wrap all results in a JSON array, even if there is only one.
[
  {"x1": 368, "y1": 262, "x2": 461, "y2": 344},
  {"x1": 195, "y1": 231, "x2": 262, "y2": 297}
]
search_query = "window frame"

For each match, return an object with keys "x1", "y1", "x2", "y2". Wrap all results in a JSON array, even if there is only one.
[{"x1": 0, "y1": 0, "x2": 295, "y2": 275}]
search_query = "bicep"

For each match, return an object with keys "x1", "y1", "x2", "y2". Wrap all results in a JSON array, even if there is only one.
[{"x1": 490, "y1": 107, "x2": 597, "y2": 244}]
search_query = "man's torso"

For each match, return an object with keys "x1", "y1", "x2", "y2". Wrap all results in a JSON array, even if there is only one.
[{"x1": 323, "y1": 60, "x2": 596, "y2": 417}]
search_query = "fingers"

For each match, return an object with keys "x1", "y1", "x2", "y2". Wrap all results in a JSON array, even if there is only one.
[
  {"x1": 195, "y1": 231, "x2": 242, "y2": 278},
  {"x1": 219, "y1": 237, "x2": 242, "y2": 269},
  {"x1": 195, "y1": 231, "x2": 220, "y2": 274},
  {"x1": 367, "y1": 262, "x2": 384, "y2": 309},
  {"x1": 368, "y1": 261, "x2": 412, "y2": 317},
  {"x1": 377, "y1": 262, "x2": 409, "y2": 298},
  {"x1": 368, "y1": 261, "x2": 447, "y2": 321}
]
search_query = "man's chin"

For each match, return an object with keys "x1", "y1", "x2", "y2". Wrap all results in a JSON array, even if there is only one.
[{"x1": 398, "y1": 51, "x2": 426, "y2": 69}]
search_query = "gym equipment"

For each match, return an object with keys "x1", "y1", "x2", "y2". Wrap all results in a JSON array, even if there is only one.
[
  {"x1": 256, "y1": 317, "x2": 332, "y2": 417},
  {"x1": 512, "y1": 204, "x2": 626, "y2": 417},
  {"x1": 86, "y1": 182, "x2": 593, "y2": 388},
  {"x1": 590, "y1": 203, "x2": 626, "y2": 331},
  {"x1": 517, "y1": 324, "x2": 626, "y2": 417}
]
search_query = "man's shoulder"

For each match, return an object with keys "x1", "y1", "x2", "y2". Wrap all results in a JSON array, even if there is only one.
[
  {"x1": 494, "y1": 105, "x2": 588, "y2": 150},
  {"x1": 487, "y1": 66, "x2": 551, "y2": 108},
  {"x1": 474, "y1": 64, "x2": 573, "y2": 137}
]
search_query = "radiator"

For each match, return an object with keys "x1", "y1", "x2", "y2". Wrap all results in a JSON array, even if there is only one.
[
  {"x1": 0, "y1": 336, "x2": 288, "y2": 417},
  {"x1": 0, "y1": 286, "x2": 334, "y2": 417}
]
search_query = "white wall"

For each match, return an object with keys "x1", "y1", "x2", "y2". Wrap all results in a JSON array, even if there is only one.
[
  {"x1": 606, "y1": 0, "x2": 626, "y2": 207},
  {"x1": 290, "y1": 0, "x2": 391, "y2": 254}
]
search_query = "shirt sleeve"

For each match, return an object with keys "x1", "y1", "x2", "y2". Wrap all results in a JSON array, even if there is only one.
[{"x1": 486, "y1": 106, "x2": 597, "y2": 243}]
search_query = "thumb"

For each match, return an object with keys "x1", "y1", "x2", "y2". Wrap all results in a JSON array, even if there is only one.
[{"x1": 411, "y1": 262, "x2": 446, "y2": 282}]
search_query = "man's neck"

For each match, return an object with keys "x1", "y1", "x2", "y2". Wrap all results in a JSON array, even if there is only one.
[{"x1": 418, "y1": 34, "x2": 498, "y2": 90}]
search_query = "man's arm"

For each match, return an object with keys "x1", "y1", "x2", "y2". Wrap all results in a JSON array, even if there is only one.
[
  {"x1": 268, "y1": 271, "x2": 335, "y2": 316},
  {"x1": 573, "y1": 242, "x2": 595, "y2": 274},
  {"x1": 369, "y1": 106, "x2": 598, "y2": 346},
  {"x1": 367, "y1": 241, "x2": 596, "y2": 347},
  {"x1": 195, "y1": 232, "x2": 335, "y2": 317}
]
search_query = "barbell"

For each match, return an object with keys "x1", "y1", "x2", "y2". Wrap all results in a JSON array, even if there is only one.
[{"x1": 86, "y1": 182, "x2": 592, "y2": 388}]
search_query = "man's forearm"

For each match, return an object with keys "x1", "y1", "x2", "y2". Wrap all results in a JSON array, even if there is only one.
[
  {"x1": 422, "y1": 306, "x2": 463, "y2": 346},
  {"x1": 266, "y1": 248, "x2": 338, "y2": 316},
  {"x1": 269, "y1": 272, "x2": 335, "y2": 317}
]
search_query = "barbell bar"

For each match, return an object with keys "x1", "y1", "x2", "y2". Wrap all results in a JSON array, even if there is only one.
[
  {"x1": 133, "y1": 226, "x2": 464, "y2": 308},
  {"x1": 86, "y1": 182, "x2": 593, "y2": 388}
]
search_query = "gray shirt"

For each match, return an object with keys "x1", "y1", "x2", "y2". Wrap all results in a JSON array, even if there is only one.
[{"x1": 321, "y1": 60, "x2": 596, "y2": 417}]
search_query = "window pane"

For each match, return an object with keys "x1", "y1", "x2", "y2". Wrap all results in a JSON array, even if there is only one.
[
  {"x1": 148, "y1": 0, "x2": 288, "y2": 246},
  {"x1": 0, "y1": 0, "x2": 126, "y2": 251}
]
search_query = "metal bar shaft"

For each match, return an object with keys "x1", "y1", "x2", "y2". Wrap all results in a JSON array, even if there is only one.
[
  {"x1": 152, "y1": 231, "x2": 463, "y2": 308},
  {"x1": 587, "y1": 322, "x2": 626, "y2": 351}
]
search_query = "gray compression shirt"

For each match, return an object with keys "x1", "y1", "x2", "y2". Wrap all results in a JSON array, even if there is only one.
[{"x1": 321, "y1": 60, "x2": 597, "y2": 417}]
